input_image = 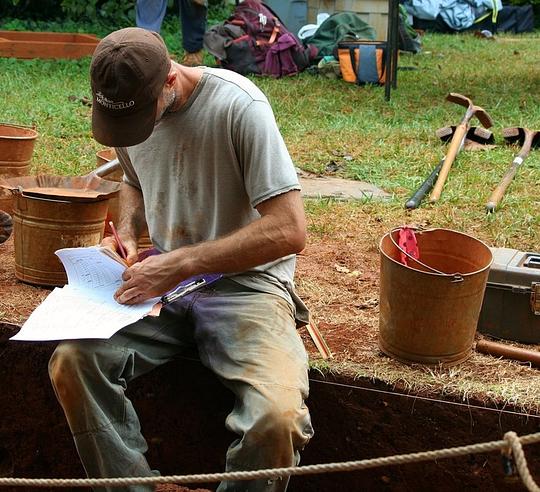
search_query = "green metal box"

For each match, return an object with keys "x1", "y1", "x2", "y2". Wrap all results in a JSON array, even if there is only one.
[
  {"x1": 265, "y1": 0, "x2": 308, "y2": 37},
  {"x1": 477, "y1": 247, "x2": 540, "y2": 343}
]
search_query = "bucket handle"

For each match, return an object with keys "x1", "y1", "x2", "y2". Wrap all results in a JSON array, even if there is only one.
[
  {"x1": 389, "y1": 227, "x2": 463, "y2": 282},
  {"x1": 14, "y1": 192, "x2": 27, "y2": 212},
  {"x1": 3, "y1": 186, "x2": 24, "y2": 197}
]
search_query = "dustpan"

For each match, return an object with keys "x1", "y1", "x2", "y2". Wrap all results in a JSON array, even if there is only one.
[{"x1": 0, "y1": 172, "x2": 121, "y2": 202}]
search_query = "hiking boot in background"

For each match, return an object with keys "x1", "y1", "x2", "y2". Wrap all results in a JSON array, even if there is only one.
[{"x1": 181, "y1": 50, "x2": 204, "y2": 67}]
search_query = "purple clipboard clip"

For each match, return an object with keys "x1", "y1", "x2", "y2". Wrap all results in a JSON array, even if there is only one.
[
  {"x1": 161, "y1": 273, "x2": 223, "y2": 305},
  {"x1": 138, "y1": 248, "x2": 222, "y2": 306}
]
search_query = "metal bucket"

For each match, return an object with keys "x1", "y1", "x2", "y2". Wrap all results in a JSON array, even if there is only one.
[
  {"x1": 95, "y1": 148, "x2": 152, "y2": 249},
  {"x1": 13, "y1": 194, "x2": 109, "y2": 286},
  {"x1": 0, "y1": 123, "x2": 38, "y2": 214},
  {"x1": 378, "y1": 228, "x2": 493, "y2": 366}
]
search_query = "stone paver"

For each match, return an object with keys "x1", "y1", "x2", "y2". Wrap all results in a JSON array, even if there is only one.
[{"x1": 299, "y1": 174, "x2": 390, "y2": 201}]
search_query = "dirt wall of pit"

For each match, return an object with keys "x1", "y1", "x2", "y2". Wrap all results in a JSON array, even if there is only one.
[{"x1": 1, "y1": 324, "x2": 539, "y2": 492}]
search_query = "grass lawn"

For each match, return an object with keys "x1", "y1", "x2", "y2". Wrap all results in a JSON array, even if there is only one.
[
  {"x1": 1, "y1": 20, "x2": 539, "y2": 409},
  {"x1": 1, "y1": 23, "x2": 538, "y2": 249}
]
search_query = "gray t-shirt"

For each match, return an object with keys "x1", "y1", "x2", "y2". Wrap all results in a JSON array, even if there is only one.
[{"x1": 116, "y1": 68, "x2": 308, "y2": 324}]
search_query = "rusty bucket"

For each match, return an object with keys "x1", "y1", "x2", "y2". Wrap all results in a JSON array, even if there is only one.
[
  {"x1": 378, "y1": 228, "x2": 493, "y2": 366},
  {"x1": 95, "y1": 148, "x2": 152, "y2": 249},
  {"x1": 12, "y1": 194, "x2": 109, "y2": 286},
  {"x1": 2, "y1": 173, "x2": 120, "y2": 287},
  {"x1": 0, "y1": 123, "x2": 38, "y2": 214}
]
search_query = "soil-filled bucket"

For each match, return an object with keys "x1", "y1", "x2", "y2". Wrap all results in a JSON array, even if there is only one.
[
  {"x1": 12, "y1": 194, "x2": 109, "y2": 287},
  {"x1": 378, "y1": 228, "x2": 493, "y2": 366},
  {"x1": 0, "y1": 123, "x2": 38, "y2": 213}
]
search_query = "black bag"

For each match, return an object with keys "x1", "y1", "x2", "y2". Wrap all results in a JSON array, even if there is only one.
[
  {"x1": 496, "y1": 5, "x2": 535, "y2": 33},
  {"x1": 398, "y1": 5, "x2": 422, "y2": 53},
  {"x1": 413, "y1": 4, "x2": 535, "y2": 34}
]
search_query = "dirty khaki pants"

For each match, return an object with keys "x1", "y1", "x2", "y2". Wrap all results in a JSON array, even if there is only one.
[{"x1": 49, "y1": 279, "x2": 313, "y2": 492}]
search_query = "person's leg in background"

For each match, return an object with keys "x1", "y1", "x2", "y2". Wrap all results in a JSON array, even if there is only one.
[
  {"x1": 179, "y1": 0, "x2": 208, "y2": 66},
  {"x1": 136, "y1": 0, "x2": 167, "y2": 32}
]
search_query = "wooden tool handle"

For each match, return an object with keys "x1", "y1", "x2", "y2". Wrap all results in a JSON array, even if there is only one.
[
  {"x1": 430, "y1": 124, "x2": 467, "y2": 202},
  {"x1": 488, "y1": 129, "x2": 537, "y2": 212},
  {"x1": 485, "y1": 161, "x2": 520, "y2": 212},
  {"x1": 476, "y1": 339, "x2": 540, "y2": 368}
]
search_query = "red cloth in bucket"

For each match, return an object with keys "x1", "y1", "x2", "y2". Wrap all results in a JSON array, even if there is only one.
[{"x1": 397, "y1": 227, "x2": 419, "y2": 266}]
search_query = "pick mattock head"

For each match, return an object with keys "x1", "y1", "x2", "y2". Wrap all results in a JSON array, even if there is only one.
[
  {"x1": 446, "y1": 92, "x2": 493, "y2": 129},
  {"x1": 502, "y1": 127, "x2": 540, "y2": 148},
  {"x1": 446, "y1": 92, "x2": 473, "y2": 108},
  {"x1": 436, "y1": 126, "x2": 494, "y2": 144}
]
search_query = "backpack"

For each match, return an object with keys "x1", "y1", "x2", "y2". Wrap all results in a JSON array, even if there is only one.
[
  {"x1": 203, "y1": 0, "x2": 317, "y2": 78},
  {"x1": 302, "y1": 12, "x2": 376, "y2": 61}
]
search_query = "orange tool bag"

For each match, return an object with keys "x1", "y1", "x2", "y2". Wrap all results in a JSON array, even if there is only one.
[{"x1": 337, "y1": 40, "x2": 389, "y2": 85}]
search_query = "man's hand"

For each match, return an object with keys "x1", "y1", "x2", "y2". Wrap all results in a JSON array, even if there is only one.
[
  {"x1": 114, "y1": 251, "x2": 190, "y2": 304},
  {"x1": 102, "y1": 179, "x2": 147, "y2": 266},
  {"x1": 101, "y1": 234, "x2": 139, "y2": 266}
]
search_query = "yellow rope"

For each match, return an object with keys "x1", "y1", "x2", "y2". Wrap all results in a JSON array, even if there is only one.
[{"x1": 0, "y1": 431, "x2": 538, "y2": 489}]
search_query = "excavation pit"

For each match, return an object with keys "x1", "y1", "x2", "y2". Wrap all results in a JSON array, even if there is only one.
[{"x1": 1, "y1": 322, "x2": 539, "y2": 492}]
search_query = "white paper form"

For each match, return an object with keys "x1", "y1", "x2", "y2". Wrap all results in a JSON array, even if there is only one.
[
  {"x1": 11, "y1": 247, "x2": 160, "y2": 341},
  {"x1": 57, "y1": 246, "x2": 126, "y2": 290}
]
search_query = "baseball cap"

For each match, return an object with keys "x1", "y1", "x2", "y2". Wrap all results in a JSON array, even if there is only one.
[{"x1": 90, "y1": 28, "x2": 171, "y2": 147}]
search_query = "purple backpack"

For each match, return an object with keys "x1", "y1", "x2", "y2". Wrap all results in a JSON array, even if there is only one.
[{"x1": 203, "y1": 0, "x2": 317, "y2": 78}]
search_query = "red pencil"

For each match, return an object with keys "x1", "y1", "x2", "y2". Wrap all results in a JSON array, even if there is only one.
[{"x1": 108, "y1": 221, "x2": 128, "y2": 260}]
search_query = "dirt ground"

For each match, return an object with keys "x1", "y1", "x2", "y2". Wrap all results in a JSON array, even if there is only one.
[
  {"x1": 1, "y1": 203, "x2": 540, "y2": 413},
  {"x1": 1, "y1": 206, "x2": 540, "y2": 491}
]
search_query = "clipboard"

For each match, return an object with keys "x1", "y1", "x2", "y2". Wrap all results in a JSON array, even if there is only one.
[{"x1": 161, "y1": 273, "x2": 223, "y2": 305}]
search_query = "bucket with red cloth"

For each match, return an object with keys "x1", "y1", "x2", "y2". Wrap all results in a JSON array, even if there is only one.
[{"x1": 378, "y1": 227, "x2": 492, "y2": 366}]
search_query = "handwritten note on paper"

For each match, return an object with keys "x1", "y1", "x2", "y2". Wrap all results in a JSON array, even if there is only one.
[{"x1": 11, "y1": 246, "x2": 160, "y2": 342}]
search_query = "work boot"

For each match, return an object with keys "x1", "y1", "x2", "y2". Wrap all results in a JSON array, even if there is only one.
[
  {"x1": 155, "y1": 485, "x2": 212, "y2": 492},
  {"x1": 181, "y1": 50, "x2": 204, "y2": 67},
  {"x1": 0, "y1": 210, "x2": 12, "y2": 244}
]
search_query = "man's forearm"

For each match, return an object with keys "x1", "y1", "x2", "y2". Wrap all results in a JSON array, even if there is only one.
[
  {"x1": 115, "y1": 191, "x2": 306, "y2": 304},
  {"x1": 117, "y1": 182, "x2": 147, "y2": 242},
  {"x1": 183, "y1": 216, "x2": 303, "y2": 276},
  {"x1": 166, "y1": 190, "x2": 306, "y2": 278}
]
